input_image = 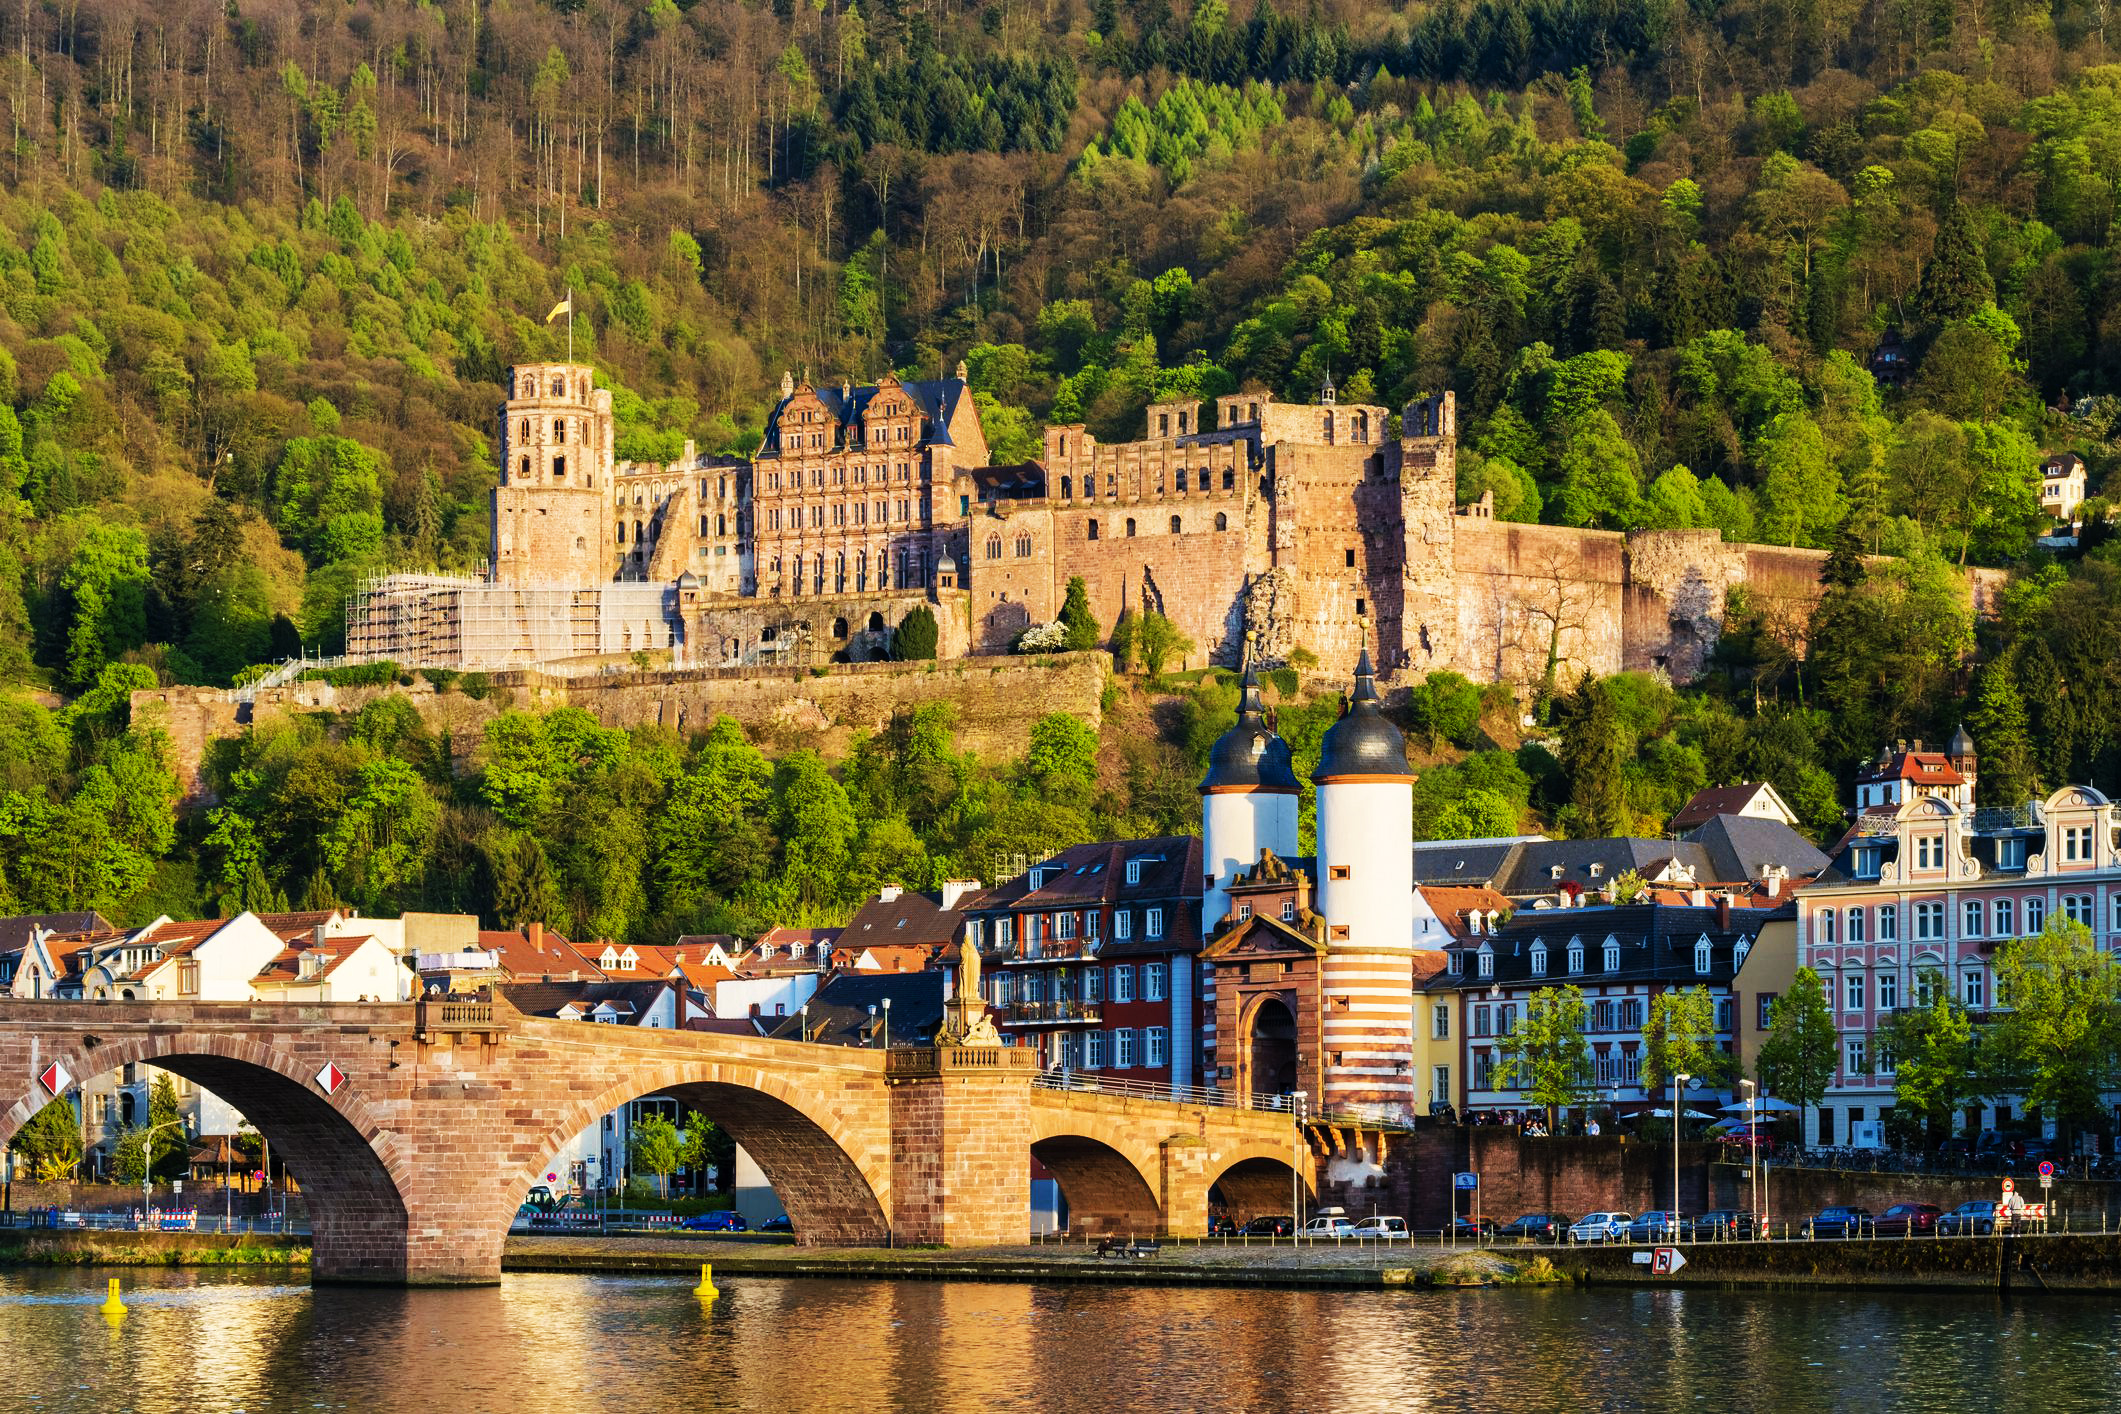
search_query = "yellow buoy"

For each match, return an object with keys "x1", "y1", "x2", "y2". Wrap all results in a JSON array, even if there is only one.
[
  {"x1": 98, "y1": 1278, "x2": 127, "y2": 1317},
  {"x1": 694, "y1": 1263, "x2": 720, "y2": 1299}
]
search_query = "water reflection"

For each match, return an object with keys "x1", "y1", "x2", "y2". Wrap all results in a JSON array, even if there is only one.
[{"x1": 0, "y1": 1269, "x2": 2117, "y2": 1414}]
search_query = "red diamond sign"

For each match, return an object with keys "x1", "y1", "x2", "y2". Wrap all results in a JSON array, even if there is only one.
[
  {"x1": 38, "y1": 1061, "x2": 71, "y2": 1095},
  {"x1": 315, "y1": 1062, "x2": 346, "y2": 1095}
]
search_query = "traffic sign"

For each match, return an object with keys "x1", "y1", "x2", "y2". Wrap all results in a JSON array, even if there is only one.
[
  {"x1": 2037, "y1": 1160, "x2": 2055, "y2": 1179},
  {"x1": 1652, "y1": 1247, "x2": 1688, "y2": 1275},
  {"x1": 1454, "y1": 1172, "x2": 1479, "y2": 1190},
  {"x1": 38, "y1": 1061, "x2": 71, "y2": 1095},
  {"x1": 314, "y1": 1061, "x2": 346, "y2": 1095},
  {"x1": 2001, "y1": 1177, "x2": 2015, "y2": 1194}
]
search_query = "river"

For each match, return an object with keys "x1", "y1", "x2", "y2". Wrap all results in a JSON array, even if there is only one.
[{"x1": 2, "y1": 1268, "x2": 2116, "y2": 1412}]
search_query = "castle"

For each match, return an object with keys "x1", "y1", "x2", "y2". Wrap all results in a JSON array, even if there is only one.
[{"x1": 345, "y1": 361, "x2": 1870, "y2": 684}]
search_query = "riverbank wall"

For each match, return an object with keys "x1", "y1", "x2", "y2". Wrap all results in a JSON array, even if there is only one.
[
  {"x1": 1561, "y1": 1231, "x2": 2121, "y2": 1293},
  {"x1": 1708, "y1": 1163, "x2": 2121, "y2": 1225},
  {"x1": 0, "y1": 1229, "x2": 308, "y2": 1267}
]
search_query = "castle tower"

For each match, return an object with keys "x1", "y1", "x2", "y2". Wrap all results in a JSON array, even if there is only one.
[
  {"x1": 1199, "y1": 644, "x2": 1301, "y2": 935},
  {"x1": 1311, "y1": 639, "x2": 1417, "y2": 1116},
  {"x1": 1948, "y1": 722, "x2": 1978, "y2": 797},
  {"x1": 492, "y1": 362, "x2": 616, "y2": 585},
  {"x1": 1398, "y1": 391, "x2": 1460, "y2": 673}
]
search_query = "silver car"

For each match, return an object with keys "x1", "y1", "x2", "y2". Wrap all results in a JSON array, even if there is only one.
[
  {"x1": 1351, "y1": 1216, "x2": 1411, "y2": 1240},
  {"x1": 1568, "y1": 1211, "x2": 1633, "y2": 1244}
]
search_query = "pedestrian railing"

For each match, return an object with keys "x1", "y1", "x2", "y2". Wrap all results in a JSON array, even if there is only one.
[{"x1": 1029, "y1": 1071, "x2": 1416, "y2": 1129}]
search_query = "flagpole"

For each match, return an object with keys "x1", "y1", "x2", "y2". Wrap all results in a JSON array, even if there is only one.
[{"x1": 567, "y1": 285, "x2": 574, "y2": 364}]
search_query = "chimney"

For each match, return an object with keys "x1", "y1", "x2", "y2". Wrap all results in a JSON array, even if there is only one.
[
  {"x1": 1689, "y1": 887, "x2": 1708, "y2": 907},
  {"x1": 529, "y1": 921, "x2": 544, "y2": 954},
  {"x1": 878, "y1": 884, "x2": 903, "y2": 904},
  {"x1": 1716, "y1": 896, "x2": 1733, "y2": 930},
  {"x1": 939, "y1": 879, "x2": 981, "y2": 911},
  {"x1": 1761, "y1": 866, "x2": 1784, "y2": 899}
]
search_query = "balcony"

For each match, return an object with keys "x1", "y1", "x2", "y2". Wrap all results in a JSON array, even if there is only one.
[
  {"x1": 994, "y1": 999, "x2": 1103, "y2": 1027},
  {"x1": 1002, "y1": 942, "x2": 1100, "y2": 965}
]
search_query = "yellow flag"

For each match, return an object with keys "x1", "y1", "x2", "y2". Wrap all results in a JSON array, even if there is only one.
[{"x1": 545, "y1": 296, "x2": 572, "y2": 322}]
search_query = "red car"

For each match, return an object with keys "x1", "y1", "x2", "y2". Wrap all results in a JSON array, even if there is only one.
[{"x1": 1872, "y1": 1202, "x2": 1942, "y2": 1237}]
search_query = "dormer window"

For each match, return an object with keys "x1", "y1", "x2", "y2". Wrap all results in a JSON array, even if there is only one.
[
  {"x1": 1477, "y1": 949, "x2": 1494, "y2": 978},
  {"x1": 1125, "y1": 859, "x2": 1143, "y2": 885},
  {"x1": 1567, "y1": 939, "x2": 1584, "y2": 973},
  {"x1": 1603, "y1": 939, "x2": 1621, "y2": 972},
  {"x1": 1588, "y1": 863, "x2": 1604, "y2": 878},
  {"x1": 1852, "y1": 848, "x2": 1881, "y2": 880},
  {"x1": 1914, "y1": 835, "x2": 1943, "y2": 870},
  {"x1": 1448, "y1": 951, "x2": 1464, "y2": 975},
  {"x1": 1549, "y1": 865, "x2": 1564, "y2": 880},
  {"x1": 1734, "y1": 940, "x2": 1751, "y2": 969},
  {"x1": 1694, "y1": 937, "x2": 1712, "y2": 975},
  {"x1": 1530, "y1": 943, "x2": 1548, "y2": 977}
]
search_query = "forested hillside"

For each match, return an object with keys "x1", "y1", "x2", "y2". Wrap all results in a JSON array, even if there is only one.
[{"x1": 2, "y1": 0, "x2": 2120, "y2": 934}]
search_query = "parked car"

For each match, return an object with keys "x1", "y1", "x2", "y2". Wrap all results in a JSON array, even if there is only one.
[
  {"x1": 1447, "y1": 1215, "x2": 1499, "y2": 1240},
  {"x1": 1206, "y1": 1214, "x2": 1238, "y2": 1236},
  {"x1": 1934, "y1": 1137, "x2": 1972, "y2": 1165},
  {"x1": 1627, "y1": 1211, "x2": 1685, "y2": 1243},
  {"x1": 1809, "y1": 1205, "x2": 1874, "y2": 1238},
  {"x1": 1351, "y1": 1216, "x2": 1411, "y2": 1240},
  {"x1": 681, "y1": 1210, "x2": 748, "y2": 1233},
  {"x1": 1304, "y1": 1214, "x2": 1357, "y2": 1238},
  {"x1": 1241, "y1": 1214, "x2": 1295, "y2": 1236},
  {"x1": 759, "y1": 1215, "x2": 793, "y2": 1234},
  {"x1": 1938, "y1": 1200, "x2": 2000, "y2": 1236},
  {"x1": 1497, "y1": 1213, "x2": 1570, "y2": 1243},
  {"x1": 1686, "y1": 1209, "x2": 1759, "y2": 1241},
  {"x1": 1872, "y1": 1203, "x2": 1943, "y2": 1237},
  {"x1": 1568, "y1": 1212, "x2": 1633, "y2": 1244}
]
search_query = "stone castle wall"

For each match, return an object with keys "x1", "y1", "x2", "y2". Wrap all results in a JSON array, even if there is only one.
[{"x1": 135, "y1": 652, "x2": 1108, "y2": 802}]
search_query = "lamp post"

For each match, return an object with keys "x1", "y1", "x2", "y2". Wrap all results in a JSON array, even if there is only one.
[
  {"x1": 137, "y1": 1117, "x2": 189, "y2": 1230},
  {"x1": 1291, "y1": 1091, "x2": 1308, "y2": 1243},
  {"x1": 1672, "y1": 1072, "x2": 1691, "y2": 1235},
  {"x1": 799, "y1": 1003, "x2": 810, "y2": 1041},
  {"x1": 882, "y1": 996, "x2": 892, "y2": 1050},
  {"x1": 868, "y1": 1004, "x2": 878, "y2": 1048},
  {"x1": 1740, "y1": 1078, "x2": 1758, "y2": 1235}
]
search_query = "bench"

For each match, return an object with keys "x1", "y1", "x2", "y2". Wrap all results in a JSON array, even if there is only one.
[{"x1": 1094, "y1": 1238, "x2": 1162, "y2": 1260}]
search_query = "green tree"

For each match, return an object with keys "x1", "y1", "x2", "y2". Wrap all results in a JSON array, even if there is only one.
[
  {"x1": 1757, "y1": 966, "x2": 1839, "y2": 1137},
  {"x1": 1873, "y1": 970, "x2": 1981, "y2": 1147},
  {"x1": 628, "y1": 1111, "x2": 682, "y2": 1198},
  {"x1": 1967, "y1": 659, "x2": 2036, "y2": 806},
  {"x1": 1494, "y1": 984, "x2": 1594, "y2": 1130},
  {"x1": 1640, "y1": 985, "x2": 1729, "y2": 1094},
  {"x1": 1406, "y1": 670, "x2": 1484, "y2": 749},
  {"x1": 1554, "y1": 675, "x2": 1628, "y2": 837},
  {"x1": 1058, "y1": 576, "x2": 1101, "y2": 651},
  {"x1": 1134, "y1": 611, "x2": 1194, "y2": 679},
  {"x1": 9, "y1": 1094, "x2": 82, "y2": 1181},
  {"x1": 1987, "y1": 918, "x2": 2121, "y2": 1147},
  {"x1": 488, "y1": 833, "x2": 564, "y2": 930},
  {"x1": 115, "y1": 1073, "x2": 188, "y2": 1185},
  {"x1": 894, "y1": 606, "x2": 939, "y2": 660}
]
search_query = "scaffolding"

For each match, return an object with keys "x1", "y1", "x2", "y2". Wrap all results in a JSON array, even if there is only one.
[{"x1": 343, "y1": 574, "x2": 679, "y2": 670}]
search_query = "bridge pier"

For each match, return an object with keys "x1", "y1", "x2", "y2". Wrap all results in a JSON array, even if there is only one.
[{"x1": 886, "y1": 1046, "x2": 1039, "y2": 1246}]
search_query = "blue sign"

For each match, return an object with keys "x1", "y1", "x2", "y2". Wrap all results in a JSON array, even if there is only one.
[
  {"x1": 2037, "y1": 1160, "x2": 2055, "y2": 1179},
  {"x1": 1454, "y1": 1172, "x2": 1479, "y2": 1190}
]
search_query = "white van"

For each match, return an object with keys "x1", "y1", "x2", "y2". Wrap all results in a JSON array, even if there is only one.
[
  {"x1": 1351, "y1": 1215, "x2": 1410, "y2": 1240},
  {"x1": 1304, "y1": 1208, "x2": 1355, "y2": 1237}
]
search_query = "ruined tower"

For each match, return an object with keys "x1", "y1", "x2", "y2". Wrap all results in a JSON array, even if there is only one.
[{"x1": 492, "y1": 363, "x2": 617, "y2": 585}]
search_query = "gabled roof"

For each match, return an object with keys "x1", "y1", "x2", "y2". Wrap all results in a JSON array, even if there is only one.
[
  {"x1": 1201, "y1": 910, "x2": 1326, "y2": 961},
  {"x1": 759, "y1": 376, "x2": 968, "y2": 457},
  {"x1": 1415, "y1": 886, "x2": 1516, "y2": 941},
  {"x1": 1411, "y1": 840, "x2": 1536, "y2": 889},
  {"x1": 962, "y1": 836, "x2": 1203, "y2": 913},
  {"x1": 0, "y1": 912, "x2": 111, "y2": 954},
  {"x1": 1426, "y1": 902, "x2": 1777, "y2": 993},
  {"x1": 477, "y1": 927, "x2": 606, "y2": 981},
  {"x1": 1856, "y1": 750, "x2": 1966, "y2": 786},
  {"x1": 1680, "y1": 815, "x2": 1830, "y2": 883},
  {"x1": 500, "y1": 979, "x2": 675, "y2": 1023},
  {"x1": 840, "y1": 889, "x2": 964, "y2": 951},
  {"x1": 1668, "y1": 782, "x2": 1793, "y2": 832},
  {"x1": 254, "y1": 910, "x2": 341, "y2": 943},
  {"x1": 758, "y1": 970, "x2": 946, "y2": 1047}
]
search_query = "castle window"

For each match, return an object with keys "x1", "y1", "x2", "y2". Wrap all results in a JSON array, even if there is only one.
[
  {"x1": 617, "y1": 524, "x2": 627, "y2": 544},
  {"x1": 1170, "y1": 515, "x2": 1182, "y2": 534},
  {"x1": 519, "y1": 456, "x2": 530, "y2": 479},
  {"x1": 553, "y1": 456, "x2": 567, "y2": 479},
  {"x1": 1106, "y1": 474, "x2": 1116, "y2": 496},
  {"x1": 1126, "y1": 518, "x2": 1137, "y2": 537},
  {"x1": 717, "y1": 514, "x2": 727, "y2": 536},
  {"x1": 1355, "y1": 597, "x2": 1366, "y2": 616},
  {"x1": 633, "y1": 519, "x2": 643, "y2": 542},
  {"x1": 519, "y1": 420, "x2": 529, "y2": 442},
  {"x1": 700, "y1": 515, "x2": 710, "y2": 536},
  {"x1": 1014, "y1": 534, "x2": 1032, "y2": 558},
  {"x1": 1346, "y1": 549, "x2": 1356, "y2": 568},
  {"x1": 1215, "y1": 512, "x2": 1228, "y2": 531},
  {"x1": 1158, "y1": 414, "x2": 1170, "y2": 436},
  {"x1": 833, "y1": 616, "x2": 849, "y2": 638},
  {"x1": 518, "y1": 376, "x2": 531, "y2": 398},
  {"x1": 550, "y1": 376, "x2": 564, "y2": 397},
  {"x1": 1249, "y1": 402, "x2": 1260, "y2": 421},
  {"x1": 985, "y1": 535, "x2": 1002, "y2": 561},
  {"x1": 1061, "y1": 476, "x2": 1072, "y2": 499},
  {"x1": 1223, "y1": 468, "x2": 1234, "y2": 490},
  {"x1": 553, "y1": 419, "x2": 568, "y2": 442},
  {"x1": 1088, "y1": 519, "x2": 1099, "y2": 541},
  {"x1": 1354, "y1": 412, "x2": 1369, "y2": 441},
  {"x1": 868, "y1": 611, "x2": 885, "y2": 632}
]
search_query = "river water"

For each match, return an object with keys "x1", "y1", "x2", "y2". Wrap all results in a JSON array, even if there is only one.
[{"x1": 3, "y1": 1268, "x2": 2117, "y2": 1413}]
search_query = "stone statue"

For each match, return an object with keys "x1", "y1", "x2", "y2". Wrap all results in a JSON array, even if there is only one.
[
  {"x1": 957, "y1": 934, "x2": 982, "y2": 1007},
  {"x1": 937, "y1": 934, "x2": 1000, "y2": 1048}
]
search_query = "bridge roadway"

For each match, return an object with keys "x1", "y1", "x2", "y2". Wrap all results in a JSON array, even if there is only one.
[{"x1": 0, "y1": 996, "x2": 1302, "y2": 1284}]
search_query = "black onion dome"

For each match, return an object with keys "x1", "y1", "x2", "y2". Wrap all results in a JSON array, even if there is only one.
[
  {"x1": 1313, "y1": 648, "x2": 1415, "y2": 783},
  {"x1": 1200, "y1": 665, "x2": 1301, "y2": 794}
]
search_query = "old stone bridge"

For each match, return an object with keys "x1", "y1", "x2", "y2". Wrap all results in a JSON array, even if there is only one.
[{"x1": 0, "y1": 995, "x2": 1305, "y2": 1284}]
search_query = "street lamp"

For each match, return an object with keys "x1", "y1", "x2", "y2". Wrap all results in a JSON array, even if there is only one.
[
  {"x1": 799, "y1": 1003, "x2": 810, "y2": 1041},
  {"x1": 137, "y1": 1116, "x2": 190, "y2": 1229},
  {"x1": 1291, "y1": 1091, "x2": 1308, "y2": 1243},
  {"x1": 1740, "y1": 1078, "x2": 1759, "y2": 1235},
  {"x1": 882, "y1": 996, "x2": 892, "y2": 1050},
  {"x1": 1672, "y1": 1072, "x2": 1691, "y2": 1236},
  {"x1": 868, "y1": 1004, "x2": 878, "y2": 1048}
]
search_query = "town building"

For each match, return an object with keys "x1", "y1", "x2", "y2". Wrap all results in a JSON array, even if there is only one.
[
  {"x1": 2040, "y1": 451, "x2": 2088, "y2": 526},
  {"x1": 1796, "y1": 754, "x2": 2121, "y2": 1147},
  {"x1": 963, "y1": 836, "x2": 1208, "y2": 1089},
  {"x1": 1427, "y1": 900, "x2": 1780, "y2": 1120},
  {"x1": 1852, "y1": 731, "x2": 1978, "y2": 812},
  {"x1": 1668, "y1": 782, "x2": 1800, "y2": 833}
]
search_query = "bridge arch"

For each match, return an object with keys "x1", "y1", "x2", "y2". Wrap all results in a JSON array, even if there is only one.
[
  {"x1": 518, "y1": 1059, "x2": 893, "y2": 1248},
  {"x1": 1026, "y1": 1110, "x2": 1165, "y2": 1236},
  {"x1": 0, "y1": 1031, "x2": 413, "y2": 1282},
  {"x1": 1206, "y1": 1142, "x2": 1312, "y2": 1228}
]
